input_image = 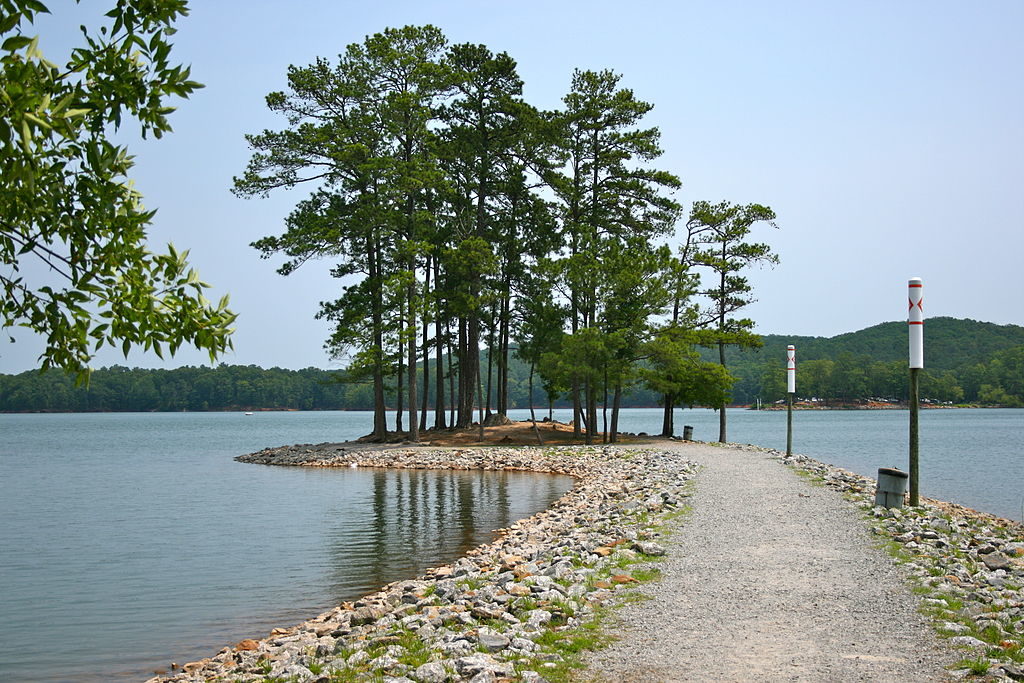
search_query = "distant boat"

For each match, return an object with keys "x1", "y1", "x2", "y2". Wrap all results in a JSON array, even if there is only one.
[{"x1": 244, "y1": 412, "x2": 254, "y2": 416}]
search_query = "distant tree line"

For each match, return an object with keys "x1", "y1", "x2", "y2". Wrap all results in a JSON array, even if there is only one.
[
  {"x1": 2, "y1": 319, "x2": 1021, "y2": 412},
  {"x1": 0, "y1": 360, "x2": 661, "y2": 414}
]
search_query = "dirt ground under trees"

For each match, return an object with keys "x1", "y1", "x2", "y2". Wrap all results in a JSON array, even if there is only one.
[{"x1": 356, "y1": 418, "x2": 654, "y2": 447}]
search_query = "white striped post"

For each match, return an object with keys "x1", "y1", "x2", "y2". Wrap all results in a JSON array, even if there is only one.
[
  {"x1": 786, "y1": 345, "x2": 795, "y2": 455},
  {"x1": 908, "y1": 277, "x2": 923, "y2": 506}
]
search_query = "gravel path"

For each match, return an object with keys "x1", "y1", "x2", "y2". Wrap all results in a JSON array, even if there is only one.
[{"x1": 586, "y1": 441, "x2": 957, "y2": 682}]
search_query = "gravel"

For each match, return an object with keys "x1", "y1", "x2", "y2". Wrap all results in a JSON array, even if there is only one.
[{"x1": 587, "y1": 441, "x2": 958, "y2": 682}]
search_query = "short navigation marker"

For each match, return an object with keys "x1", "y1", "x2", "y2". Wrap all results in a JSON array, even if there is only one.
[{"x1": 786, "y1": 344, "x2": 795, "y2": 456}]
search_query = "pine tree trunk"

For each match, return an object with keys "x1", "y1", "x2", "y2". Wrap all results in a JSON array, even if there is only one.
[
  {"x1": 718, "y1": 339, "x2": 727, "y2": 443},
  {"x1": 457, "y1": 317, "x2": 469, "y2": 428},
  {"x1": 447, "y1": 327, "x2": 456, "y2": 428},
  {"x1": 661, "y1": 396, "x2": 674, "y2": 437},
  {"x1": 485, "y1": 305, "x2": 494, "y2": 418},
  {"x1": 611, "y1": 383, "x2": 622, "y2": 443},
  {"x1": 476, "y1": 349, "x2": 485, "y2": 441},
  {"x1": 601, "y1": 365, "x2": 608, "y2": 444},
  {"x1": 529, "y1": 361, "x2": 543, "y2": 445},
  {"x1": 499, "y1": 291, "x2": 510, "y2": 415},
  {"x1": 434, "y1": 260, "x2": 446, "y2": 430},
  {"x1": 419, "y1": 257, "x2": 431, "y2": 433},
  {"x1": 369, "y1": 233, "x2": 387, "y2": 441},
  {"x1": 467, "y1": 314, "x2": 480, "y2": 427},
  {"x1": 407, "y1": 274, "x2": 419, "y2": 442}
]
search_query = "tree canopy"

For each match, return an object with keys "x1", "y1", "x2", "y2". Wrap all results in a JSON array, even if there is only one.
[
  {"x1": 1, "y1": 0, "x2": 235, "y2": 381},
  {"x1": 232, "y1": 24, "x2": 783, "y2": 441}
]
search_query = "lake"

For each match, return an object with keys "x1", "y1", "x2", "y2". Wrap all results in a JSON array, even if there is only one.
[
  {"x1": 1, "y1": 407, "x2": 1021, "y2": 681},
  {"x1": 562, "y1": 406, "x2": 1023, "y2": 522},
  {"x1": 0, "y1": 412, "x2": 573, "y2": 682}
]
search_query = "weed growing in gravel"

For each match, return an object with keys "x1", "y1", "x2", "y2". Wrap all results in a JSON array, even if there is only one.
[
  {"x1": 394, "y1": 629, "x2": 432, "y2": 668},
  {"x1": 791, "y1": 467, "x2": 826, "y2": 487},
  {"x1": 458, "y1": 575, "x2": 486, "y2": 590},
  {"x1": 517, "y1": 610, "x2": 615, "y2": 683},
  {"x1": 337, "y1": 670, "x2": 386, "y2": 683},
  {"x1": 514, "y1": 596, "x2": 540, "y2": 613},
  {"x1": 954, "y1": 657, "x2": 991, "y2": 676},
  {"x1": 631, "y1": 566, "x2": 662, "y2": 582},
  {"x1": 615, "y1": 590, "x2": 654, "y2": 605}
]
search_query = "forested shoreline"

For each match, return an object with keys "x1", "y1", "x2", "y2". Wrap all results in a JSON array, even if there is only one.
[{"x1": 2, "y1": 317, "x2": 1021, "y2": 413}]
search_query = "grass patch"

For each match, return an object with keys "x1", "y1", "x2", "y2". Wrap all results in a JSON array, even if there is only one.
[
  {"x1": 631, "y1": 566, "x2": 662, "y2": 583},
  {"x1": 517, "y1": 610, "x2": 615, "y2": 683},
  {"x1": 790, "y1": 467, "x2": 826, "y2": 487},
  {"x1": 953, "y1": 657, "x2": 991, "y2": 676}
]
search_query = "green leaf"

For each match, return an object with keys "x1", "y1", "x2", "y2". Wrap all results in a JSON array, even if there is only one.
[
  {"x1": 19, "y1": 118, "x2": 32, "y2": 151},
  {"x1": 2, "y1": 35, "x2": 33, "y2": 51}
]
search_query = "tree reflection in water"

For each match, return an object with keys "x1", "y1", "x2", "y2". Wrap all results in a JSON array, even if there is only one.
[{"x1": 324, "y1": 468, "x2": 572, "y2": 602}]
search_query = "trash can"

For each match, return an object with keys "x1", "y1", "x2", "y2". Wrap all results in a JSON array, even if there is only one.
[
  {"x1": 875, "y1": 467, "x2": 909, "y2": 508},
  {"x1": 683, "y1": 425, "x2": 693, "y2": 441}
]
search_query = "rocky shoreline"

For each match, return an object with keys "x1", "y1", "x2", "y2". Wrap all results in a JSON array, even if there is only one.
[
  {"x1": 149, "y1": 443, "x2": 699, "y2": 682},
  {"x1": 774, "y1": 450, "x2": 1024, "y2": 680},
  {"x1": 148, "y1": 441, "x2": 1024, "y2": 682}
]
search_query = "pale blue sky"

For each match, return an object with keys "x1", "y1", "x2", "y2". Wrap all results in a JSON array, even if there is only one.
[{"x1": 3, "y1": 1, "x2": 1022, "y2": 372}]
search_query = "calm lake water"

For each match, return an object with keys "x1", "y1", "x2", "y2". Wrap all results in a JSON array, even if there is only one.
[
  {"x1": 554, "y1": 406, "x2": 1023, "y2": 522},
  {"x1": 0, "y1": 412, "x2": 573, "y2": 682},
  {"x1": 1, "y1": 408, "x2": 1021, "y2": 681}
]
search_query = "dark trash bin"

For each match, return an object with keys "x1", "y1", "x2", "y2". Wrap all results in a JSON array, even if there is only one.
[
  {"x1": 683, "y1": 425, "x2": 693, "y2": 441},
  {"x1": 875, "y1": 467, "x2": 909, "y2": 508}
]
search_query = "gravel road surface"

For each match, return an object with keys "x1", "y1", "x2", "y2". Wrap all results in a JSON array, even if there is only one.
[{"x1": 586, "y1": 441, "x2": 957, "y2": 682}]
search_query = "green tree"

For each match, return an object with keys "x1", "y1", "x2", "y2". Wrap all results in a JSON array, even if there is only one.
[
  {"x1": 1, "y1": 0, "x2": 235, "y2": 380},
  {"x1": 548, "y1": 68, "x2": 680, "y2": 439},
  {"x1": 513, "y1": 271, "x2": 567, "y2": 442},
  {"x1": 640, "y1": 326, "x2": 732, "y2": 435},
  {"x1": 235, "y1": 25, "x2": 450, "y2": 440},
  {"x1": 690, "y1": 200, "x2": 778, "y2": 441},
  {"x1": 436, "y1": 42, "x2": 527, "y2": 427},
  {"x1": 597, "y1": 237, "x2": 674, "y2": 441}
]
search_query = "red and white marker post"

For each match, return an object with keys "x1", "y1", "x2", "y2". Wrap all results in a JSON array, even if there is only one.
[
  {"x1": 786, "y1": 345, "x2": 795, "y2": 456},
  {"x1": 908, "y1": 278, "x2": 924, "y2": 505}
]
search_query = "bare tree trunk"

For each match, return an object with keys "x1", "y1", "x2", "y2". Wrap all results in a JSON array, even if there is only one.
[
  {"x1": 601, "y1": 364, "x2": 608, "y2": 444},
  {"x1": 394, "y1": 295, "x2": 404, "y2": 434},
  {"x1": 447, "y1": 326, "x2": 456, "y2": 428},
  {"x1": 369, "y1": 233, "x2": 387, "y2": 441},
  {"x1": 661, "y1": 398, "x2": 674, "y2": 437},
  {"x1": 529, "y1": 361, "x2": 543, "y2": 445},
  {"x1": 457, "y1": 317, "x2": 469, "y2": 428},
  {"x1": 485, "y1": 304, "x2": 494, "y2": 418},
  {"x1": 476, "y1": 351, "x2": 485, "y2": 441},
  {"x1": 407, "y1": 263, "x2": 418, "y2": 441},
  {"x1": 572, "y1": 381, "x2": 582, "y2": 439},
  {"x1": 465, "y1": 315, "x2": 480, "y2": 429},
  {"x1": 419, "y1": 256, "x2": 431, "y2": 433},
  {"x1": 718, "y1": 340, "x2": 727, "y2": 443},
  {"x1": 434, "y1": 261, "x2": 446, "y2": 430},
  {"x1": 584, "y1": 379, "x2": 594, "y2": 446},
  {"x1": 611, "y1": 383, "x2": 622, "y2": 443},
  {"x1": 498, "y1": 292, "x2": 510, "y2": 416}
]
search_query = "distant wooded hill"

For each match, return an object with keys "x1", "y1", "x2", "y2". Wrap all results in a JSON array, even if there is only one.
[
  {"x1": 1, "y1": 317, "x2": 1021, "y2": 412},
  {"x1": 719, "y1": 317, "x2": 1024, "y2": 406}
]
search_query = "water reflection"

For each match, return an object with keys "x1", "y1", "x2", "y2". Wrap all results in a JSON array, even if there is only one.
[{"x1": 324, "y1": 469, "x2": 568, "y2": 602}]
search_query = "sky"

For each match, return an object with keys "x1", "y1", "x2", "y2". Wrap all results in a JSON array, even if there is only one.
[{"x1": 2, "y1": 1, "x2": 1022, "y2": 373}]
